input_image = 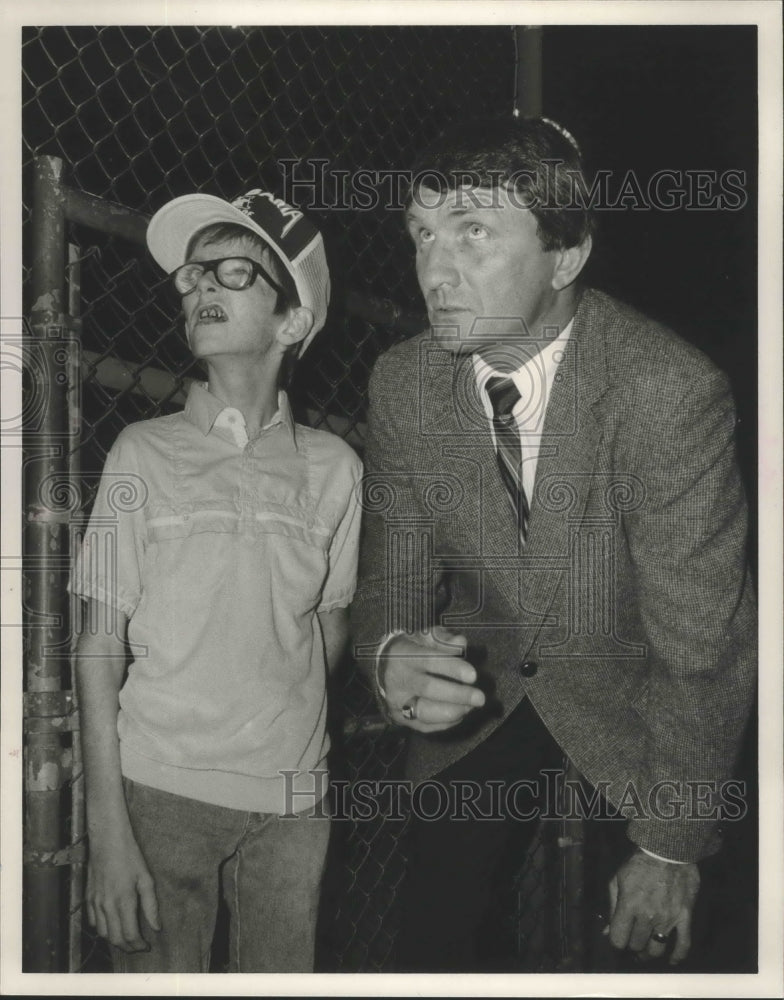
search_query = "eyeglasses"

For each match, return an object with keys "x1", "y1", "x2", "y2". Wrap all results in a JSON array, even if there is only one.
[{"x1": 170, "y1": 256, "x2": 288, "y2": 298}]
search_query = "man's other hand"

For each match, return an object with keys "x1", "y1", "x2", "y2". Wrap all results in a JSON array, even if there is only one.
[{"x1": 605, "y1": 848, "x2": 700, "y2": 964}]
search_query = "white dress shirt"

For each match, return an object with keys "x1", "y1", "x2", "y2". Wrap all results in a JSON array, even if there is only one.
[{"x1": 473, "y1": 320, "x2": 573, "y2": 503}]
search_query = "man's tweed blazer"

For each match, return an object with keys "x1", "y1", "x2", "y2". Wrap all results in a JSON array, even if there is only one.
[{"x1": 351, "y1": 288, "x2": 757, "y2": 862}]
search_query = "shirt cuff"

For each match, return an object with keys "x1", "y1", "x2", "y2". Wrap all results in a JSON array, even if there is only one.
[
  {"x1": 640, "y1": 847, "x2": 688, "y2": 865},
  {"x1": 373, "y1": 631, "x2": 405, "y2": 705}
]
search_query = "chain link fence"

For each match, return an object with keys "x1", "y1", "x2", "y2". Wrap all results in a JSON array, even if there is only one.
[{"x1": 22, "y1": 24, "x2": 578, "y2": 974}]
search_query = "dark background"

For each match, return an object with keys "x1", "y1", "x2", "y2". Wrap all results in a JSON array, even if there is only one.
[{"x1": 543, "y1": 25, "x2": 757, "y2": 520}]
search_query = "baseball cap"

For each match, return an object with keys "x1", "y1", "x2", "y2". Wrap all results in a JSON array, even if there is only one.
[{"x1": 146, "y1": 189, "x2": 330, "y2": 354}]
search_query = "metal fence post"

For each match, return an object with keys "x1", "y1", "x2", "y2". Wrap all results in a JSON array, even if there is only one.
[
  {"x1": 514, "y1": 26, "x2": 543, "y2": 117},
  {"x1": 558, "y1": 760, "x2": 586, "y2": 970},
  {"x1": 23, "y1": 154, "x2": 72, "y2": 972},
  {"x1": 65, "y1": 240, "x2": 86, "y2": 972}
]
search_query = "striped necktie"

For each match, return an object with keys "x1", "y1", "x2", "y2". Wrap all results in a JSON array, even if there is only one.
[{"x1": 486, "y1": 375, "x2": 529, "y2": 543}]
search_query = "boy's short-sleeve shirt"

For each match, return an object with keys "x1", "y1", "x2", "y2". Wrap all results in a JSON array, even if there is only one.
[{"x1": 71, "y1": 383, "x2": 363, "y2": 813}]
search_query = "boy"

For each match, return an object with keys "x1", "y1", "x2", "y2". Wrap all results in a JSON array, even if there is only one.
[{"x1": 72, "y1": 190, "x2": 363, "y2": 972}]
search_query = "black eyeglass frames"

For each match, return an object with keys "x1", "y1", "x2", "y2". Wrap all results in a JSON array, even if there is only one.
[{"x1": 171, "y1": 256, "x2": 288, "y2": 299}]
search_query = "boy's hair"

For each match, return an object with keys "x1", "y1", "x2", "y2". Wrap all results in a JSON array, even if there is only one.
[
  {"x1": 186, "y1": 222, "x2": 299, "y2": 317},
  {"x1": 407, "y1": 116, "x2": 594, "y2": 252}
]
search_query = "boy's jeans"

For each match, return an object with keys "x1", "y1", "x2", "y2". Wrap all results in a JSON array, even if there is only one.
[{"x1": 112, "y1": 778, "x2": 330, "y2": 973}]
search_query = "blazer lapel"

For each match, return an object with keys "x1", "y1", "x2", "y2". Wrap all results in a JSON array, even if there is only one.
[
  {"x1": 416, "y1": 293, "x2": 611, "y2": 636},
  {"x1": 519, "y1": 291, "x2": 611, "y2": 635},
  {"x1": 421, "y1": 346, "x2": 522, "y2": 565}
]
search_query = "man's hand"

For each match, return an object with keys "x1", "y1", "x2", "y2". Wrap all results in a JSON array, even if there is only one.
[
  {"x1": 86, "y1": 827, "x2": 161, "y2": 953},
  {"x1": 379, "y1": 626, "x2": 485, "y2": 731},
  {"x1": 605, "y1": 848, "x2": 700, "y2": 964}
]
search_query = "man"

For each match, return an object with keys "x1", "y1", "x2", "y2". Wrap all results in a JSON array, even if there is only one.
[
  {"x1": 71, "y1": 189, "x2": 362, "y2": 972},
  {"x1": 350, "y1": 117, "x2": 756, "y2": 972}
]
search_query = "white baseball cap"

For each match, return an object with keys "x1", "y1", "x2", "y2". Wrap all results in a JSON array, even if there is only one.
[{"x1": 146, "y1": 189, "x2": 330, "y2": 354}]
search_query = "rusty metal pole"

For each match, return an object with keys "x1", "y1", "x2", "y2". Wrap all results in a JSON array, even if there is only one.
[
  {"x1": 66, "y1": 241, "x2": 86, "y2": 972},
  {"x1": 23, "y1": 154, "x2": 71, "y2": 971}
]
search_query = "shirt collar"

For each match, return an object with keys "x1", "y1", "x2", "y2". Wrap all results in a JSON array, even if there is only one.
[
  {"x1": 473, "y1": 319, "x2": 573, "y2": 393},
  {"x1": 473, "y1": 319, "x2": 574, "y2": 431},
  {"x1": 183, "y1": 382, "x2": 298, "y2": 448}
]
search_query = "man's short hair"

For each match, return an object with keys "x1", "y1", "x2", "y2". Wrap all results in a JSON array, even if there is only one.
[{"x1": 407, "y1": 116, "x2": 594, "y2": 252}]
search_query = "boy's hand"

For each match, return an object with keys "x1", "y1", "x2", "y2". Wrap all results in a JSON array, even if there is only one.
[{"x1": 86, "y1": 828, "x2": 161, "y2": 952}]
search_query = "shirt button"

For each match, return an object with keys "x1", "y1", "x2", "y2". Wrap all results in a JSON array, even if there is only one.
[{"x1": 519, "y1": 659, "x2": 538, "y2": 678}]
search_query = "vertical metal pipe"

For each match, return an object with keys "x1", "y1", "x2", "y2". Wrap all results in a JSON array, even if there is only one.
[
  {"x1": 24, "y1": 154, "x2": 69, "y2": 972},
  {"x1": 558, "y1": 761, "x2": 586, "y2": 969},
  {"x1": 66, "y1": 242, "x2": 85, "y2": 972},
  {"x1": 514, "y1": 26, "x2": 543, "y2": 118}
]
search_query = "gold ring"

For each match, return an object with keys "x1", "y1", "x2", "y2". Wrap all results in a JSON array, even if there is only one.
[{"x1": 401, "y1": 697, "x2": 419, "y2": 721}]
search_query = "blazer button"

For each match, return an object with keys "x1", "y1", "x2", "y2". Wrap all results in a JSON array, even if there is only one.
[{"x1": 519, "y1": 659, "x2": 538, "y2": 678}]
